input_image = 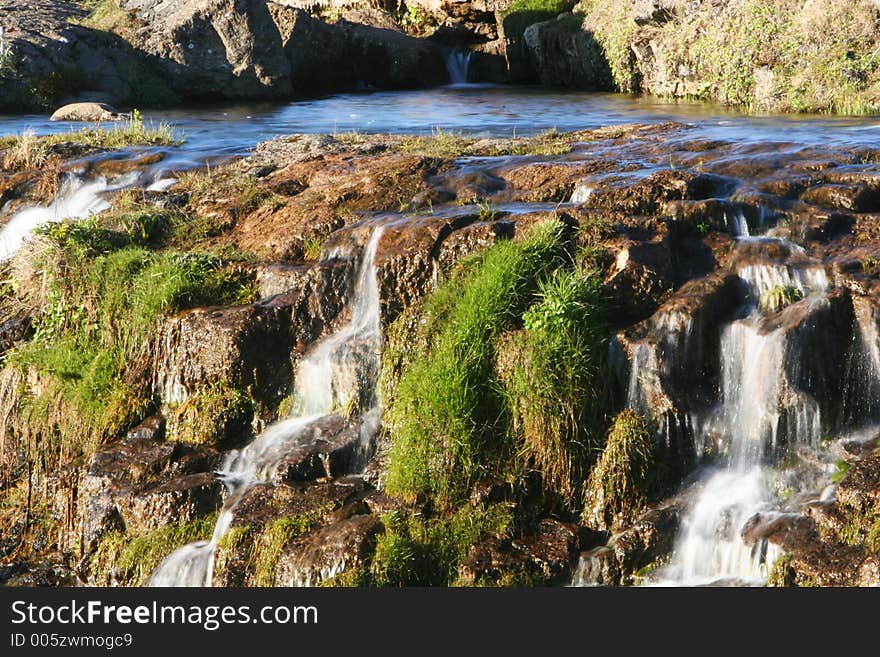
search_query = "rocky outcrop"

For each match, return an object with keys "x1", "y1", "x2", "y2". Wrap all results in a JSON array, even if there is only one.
[
  {"x1": 0, "y1": 0, "x2": 451, "y2": 111},
  {"x1": 525, "y1": 0, "x2": 880, "y2": 114}
]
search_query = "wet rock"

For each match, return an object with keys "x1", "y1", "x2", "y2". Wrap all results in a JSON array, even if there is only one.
[
  {"x1": 273, "y1": 414, "x2": 371, "y2": 484},
  {"x1": 457, "y1": 519, "x2": 579, "y2": 585},
  {"x1": 125, "y1": 415, "x2": 166, "y2": 442},
  {"x1": 610, "y1": 506, "x2": 679, "y2": 576},
  {"x1": 275, "y1": 513, "x2": 382, "y2": 586},
  {"x1": 0, "y1": 558, "x2": 79, "y2": 587},
  {"x1": 154, "y1": 275, "x2": 348, "y2": 411},
  {"x1": 50, "y1": 102, "x2": 127, "y2": 122},
  {"x1": 603, "y1": 235, "x2": 676, "y2": 323},
  {"x1": 0, "y1": 316, "x2": 32, "y2": 356},
  {"x1": 584, "y1": 171, "x2": 735, "y2": 216},
  {"x1": 801, "y1": 184, "x2": 880, "y2": 213},
  {"x1": 619, "y1": 272, "x2": 746, "y2": 418},
  {"x1": 54, "y1": 437, "x2": 220, "y2": 553},
  {"x1": 115, "y1": 472, "x2": 224, "y2": 535}
]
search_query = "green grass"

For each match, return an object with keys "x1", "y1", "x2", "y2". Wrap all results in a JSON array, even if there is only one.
[
  {"x1": 383, "y1": 219, "x2": 571, "y2": 508},
  {"x1": 758, "y1": 285, "x2": 804, "y2": 314},
  {"x1": 582, "y1": 410, "x2": 656, "y2": 531},
  {"x1": 4, "y1": 215, "x2": 256, "y2": 478},
  {"x1": 398, "y1": 129, "x2": 475, "y2": 159},
  {"x1": 87, "y1": 514, "x2": 218, "y2": 586},
  {"x1": 370, "y1": 505, "x2": 513, "y2": 586},
  {"x1": 1, "y1": 112, "x2": 179, "y2": 171},
  {"x1": 499, "y1": 268, "x2": 610, "y2": 501}
]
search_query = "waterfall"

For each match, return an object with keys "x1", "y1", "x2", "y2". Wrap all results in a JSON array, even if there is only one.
[
  {"x1": 149, "y1": 226, "x2": 386, "y2": 587},
  {"x1": 0, "y1": 173, "x2": 139, "y2": 261},
  {"x1": 445, "y1": 49, "x2": 472, "y2": 85},
  {"x1": 649, "y1": 240, "x2": 830, "y2": 585}
]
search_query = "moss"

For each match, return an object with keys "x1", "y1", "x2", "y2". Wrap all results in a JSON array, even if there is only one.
[
  {"x1": 384, "y1": 219, "x2": 570, "y2": 508},
  {"x1": 168, "y1": 381, "x2": 255, "y2": 447},
  {"x1": 582, "y1": 410, "x2": 656, "y2": 531},
  {"x1": 766, "y1": 553, "x2": 819, "y2": 587},
  {"x1": 500, "y1": 129, "x2": 573, "y2": 157},
  {"x1": 576, "y1": 0, "x2": 639, "y2": 92},
  {"x1": 87, "y1": 514, "x2": 218, "y2": 586},
  {"x1": 370, "y1": 505, "x2": 513, "y2": 587},
  {"x1": 758, "y1": 285, "x2": 804, "y2": 314},
  {"x1": 398, "y1": 129, "x2": 474, "y2": 159},
  {"x1": 579, "y1": 0, "x2": 880, "y2": 113},
  {"x1": 498, "y1": 268, "x2": 610, "y2": 502},
  {"x1": 251, "y1": 514, "x2": 316, "y2": 586}
]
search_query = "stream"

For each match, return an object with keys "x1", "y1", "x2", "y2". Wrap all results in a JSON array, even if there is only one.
[{"x1": 2, "y1": 83, "x2": 880, "y2": 587}]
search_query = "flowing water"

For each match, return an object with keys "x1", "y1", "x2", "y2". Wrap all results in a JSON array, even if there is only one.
[
  {"x1": 149, "y1": 227, "x2": 385, "y2": 587},
  {"x1": 3, "y1": 84, "x2": 880, "y2": 587},
  {"x1": 444, "y1": 50, "x2": 473, "y2": 85}
]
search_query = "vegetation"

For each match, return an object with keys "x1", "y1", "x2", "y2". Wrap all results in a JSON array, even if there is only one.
[
  {"x1": 2, "y1": 211, "x2": 256, "y2": 481},
  {"x1": 370, "y1": 505, "x2": 513, "y2": 586},
  {"x1": 167, "y1": 381, "x2": 255, "y2": 447},
  {"x1": 399, "y1": 129, "x2": 474, "y2": 159},
  {"x1": 499, "y1": 269, "x2": 609, "y2": 502},
  {"x1": 581, "y1": 410, "x2": 655, "y2": 531},
  {"x1": 87, "y1": 514, "x2": 218, "y2": 586},
  {"x1": 758, "y1": 285, "x2": 804, "y2": 314},
  {"x1": 384, "y1": 219, "x2": 573, "y2": 507},
  {"x1": 1, "y1": 113, "x2": 179, "y2": 172},
  {"x1": 577, "y1": 0, "x2": 880, "y2": 113}
]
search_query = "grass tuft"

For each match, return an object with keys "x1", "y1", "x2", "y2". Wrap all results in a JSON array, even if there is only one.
[{"x1": 384, "y1": 219, "x2": 571, "y2": 507}]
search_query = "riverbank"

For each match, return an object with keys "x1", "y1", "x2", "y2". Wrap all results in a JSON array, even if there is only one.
[
  {"x1": 0, "y1": 121, "x2": 878, "y2": 586},
  {"x1": 2, "y1": 1, "x2": 880, "y2": 115}
]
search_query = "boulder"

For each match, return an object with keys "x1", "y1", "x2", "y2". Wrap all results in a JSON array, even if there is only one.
[
  {"x1": 457, "y1": 519, "x2": 580, "y2": 585},
  {"x1": 50, "y1": 102, "x2": 127, "y2": 122},
  {"x1": 275, "y1": 513, "x2": 382, "y2": 586},
  {"x1": 524, "y1": 16, "x2": 612, "y2": 89}
]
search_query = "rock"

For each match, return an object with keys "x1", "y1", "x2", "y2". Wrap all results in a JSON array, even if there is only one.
[
  {"x1": 524, "y1": 17, "x2": 612, "y2": 89},
  {"x1": 275, "y1": 513, "x2": 382, "y2": 586},
  {"x1": 125, "y1": 415, "x2": 166, "y2": 442},
  {"x1": 801, "y1": 184, "x2": 880, "y2": 213},
  {"x1": 52, "y1": 437, "x2": 219, "y2": 553},
  {"x1": 574, "y1": 506, "x2": 678, "y2": 585},
  {"x1": 631, "y1": 0, "x2": 679, "y2": 27},
  {"x1": 50, "y1": 102, "x2": 127, "y2": 122},
  {"x1": 272, "y1": 414, "x2": 372, "y2": 484},
  {"x1": 115, "y1": 472, "x2": 225, "y2": 534},
  {"x1": 603, "y1": 235, "x2": 676, "y2": 323},
  {"x1": 0, "y1": 316, "x2": 32, "y2": 356},
  {"x1": 0, "y1": 0, "x2": 173, "y2": 111},
  {"x1": 153, "y1": 275, "x2": 348, "y2": 410},
  {"x1": 457, "y1": 519, "x2": 579, "y2": 585}
]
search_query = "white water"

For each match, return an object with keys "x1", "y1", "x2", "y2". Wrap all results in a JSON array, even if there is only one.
[
  {"x1": 444, "y1": 50, "x2": 472, "y2": 85},
  {"x1": 649, "y1": 243, "x2": 830, "y2": 585},
  {"x1": 149, "y1": 227, "x2": 385, "y2": 587},
  {"x1": 0, "y1": 173, "x2": 138, "y2": 261}
]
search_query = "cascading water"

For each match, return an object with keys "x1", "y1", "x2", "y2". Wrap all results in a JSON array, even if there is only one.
[
  {"x1": 651, "y1": 245, "x2": 831, "y2": 585},
  {"x1": 149, "y1": 226, "x2": 386, "y2": 587},
  {"x1": 0, "y1": 172, "x2": 140, "y2": 261},
  {"x1": 444, "y1": 49, "x2": 472, "y2": 85}
]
